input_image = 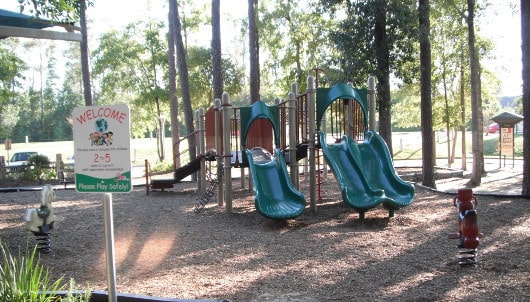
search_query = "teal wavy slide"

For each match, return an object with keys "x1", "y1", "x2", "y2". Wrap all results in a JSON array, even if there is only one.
[
  {"x1": 319, "y1": 131, "x2": 414, "y2": 217},
  {"x1": 358, "y1": 130, "x2": 415, "y2": 210},
  {"x1": 319, "y1": 131, "x2": 392, "y2": 216},
  {"x1": 245, "y1": 148, "x2": 306, "y2": 220}
]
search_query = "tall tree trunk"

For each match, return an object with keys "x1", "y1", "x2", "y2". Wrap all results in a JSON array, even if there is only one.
[
  {"x1": 459, "y1": 61, "x2": 467, "y2": 171},
  {"x1": 522, "y1": 0, "x2": 530, "y2": 196},
  {"x1": 79, "y1": 0, "x2": 92, "y2": 106},
  {"x1": 168, "y1": 0, "x2": 180, "y2": 168},
  {"x1": 374, "y1": 0, "x2": 392, "y2": 155},
  {"x1": 248, "y1": 0, "x2": 260, "y2": 103},
  {"x1": 441, "y1": 59, "x2": 451, "y2": 167},
  {"x1": 466, "y1": 0, "x2": 484, "y2": 186},
  {"x1": 212, "y1": 0, "x2": 223, "y2": 101},
  {"x1": 419, "y1": 0, "x2": 435, "y2": 188},
  {"x1": 171, "y1": 0, "x2": 196, "y2": 162}
]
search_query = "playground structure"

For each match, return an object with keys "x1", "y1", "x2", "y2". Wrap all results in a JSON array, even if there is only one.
[
  {"x1": 448, "y1": 188, "x2": 483, "y2": 266},
  {"x1": 24, "y1": 184, "x2": 57, "y2": 253},
  {"x1": 144, "y1": 109, "x2": 215, "y2": 195},
  {"x1": 151, "y1": 72, "x2": 415, "y2": 220}
]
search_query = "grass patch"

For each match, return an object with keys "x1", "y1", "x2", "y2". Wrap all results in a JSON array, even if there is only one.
[
  {"x1": 0, "y1": 242, "x2": 63, "y2": 301},
  {"x1": 0, "y1": 242, "x2": 91, "y2": 302},
  {"x1": 392, "y1": 133, "x2": 523, "y2": 160}
]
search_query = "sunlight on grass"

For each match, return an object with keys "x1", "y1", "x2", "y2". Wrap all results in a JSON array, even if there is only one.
[
  {"x1": 392, "y1": 132, "x2": 523, "y2": 160},
  {"x1": 1, "y1": 138, "x2": 175, "y2": 168},
  {"x1": 1, "y1": 132, "x2": 522, "y2": 168}
]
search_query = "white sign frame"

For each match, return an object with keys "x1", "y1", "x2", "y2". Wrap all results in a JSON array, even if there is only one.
[{"x1": 72, "y1": 104, "x2": 132, "y2": 193}]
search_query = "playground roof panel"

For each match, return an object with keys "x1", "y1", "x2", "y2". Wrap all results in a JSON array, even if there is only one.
[
  {"x1": 316, "y1": 83, "x2": 368, "y2": 129},
  {"x1": 240, "y1": 100, "x2": 280, "y2": 148}
]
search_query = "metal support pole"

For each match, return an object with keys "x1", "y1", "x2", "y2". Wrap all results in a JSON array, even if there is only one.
[{"x1": 103, "y1": 193, "x2": 117, "y2": 302}]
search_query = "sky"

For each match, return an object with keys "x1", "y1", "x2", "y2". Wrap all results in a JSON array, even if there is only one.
[
  {"x1": 1, "y1": 1, "x2": 523, "y2": 96},
  {"x1": 478, "y1": 3, "x2": 522, "y2": 96},
  {"x1": 87, "y1": 0, "x2": 246, "y2": 49}
]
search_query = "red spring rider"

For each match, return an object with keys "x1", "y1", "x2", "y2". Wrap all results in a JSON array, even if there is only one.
[{"x1": 448, "y1": 189, "x2": 483, "y2": 265}]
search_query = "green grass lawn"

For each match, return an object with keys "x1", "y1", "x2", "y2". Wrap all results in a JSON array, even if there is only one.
[
  {"x1": 1, "y1": 138, "x2": 170, "y2": 168},
  {"x1": 391, "y1": 132, "x2": 523, "y2": 160},
  {"x1": 1, "y1": 132, "x2": 523, "y2": 169}
]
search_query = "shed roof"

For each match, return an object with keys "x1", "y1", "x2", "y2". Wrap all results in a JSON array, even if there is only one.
[{"x1": 491, "y1": 111, "x2": 524, "y2": 126}]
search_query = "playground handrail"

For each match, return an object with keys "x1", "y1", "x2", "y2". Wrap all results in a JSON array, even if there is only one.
[{"x1": 173, "y1": 130, "x2": 199, "y2": 171}]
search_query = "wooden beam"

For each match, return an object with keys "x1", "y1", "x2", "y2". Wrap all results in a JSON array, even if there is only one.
[{"x1": 0, "y1": 25, "x2": 81, "y2": 42}]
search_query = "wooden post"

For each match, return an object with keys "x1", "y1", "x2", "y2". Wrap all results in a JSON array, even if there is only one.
[
  {"x1": 288, "y1": 91, "x2": 299, "y2": 190},
  {"x1": 368, "y1": 76, "x2": 377, "y2": 131},
  {"x1": 307, "y1": 76, "x2": 317, "y2": 212},
  {"x1": 222, "y1": 92, "x2": 233, "y2": 213},
  {"x1": 214, "y1": 98, "x2": 224, "y2": 207}
]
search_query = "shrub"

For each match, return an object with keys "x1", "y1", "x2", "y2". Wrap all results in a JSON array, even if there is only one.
[
  {"x1": 0, "y1": 242, "x2": 63, "y2": 301},
  {"x1": 24, "y1": 155, "x2": 51, "y2": 182},
  {"x1": 61, "y1": 279, "x2": 91, "y2": 302}
]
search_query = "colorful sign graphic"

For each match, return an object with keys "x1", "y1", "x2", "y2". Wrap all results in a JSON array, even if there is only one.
[
  {"x1": 500, "y1": 127, "x2": 514, "y2": 156},
  {"x1": 72, "y1": 104, "x2": 132, "y2": 193}
]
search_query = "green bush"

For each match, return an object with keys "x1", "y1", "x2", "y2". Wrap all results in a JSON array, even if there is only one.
[
  {"x1": 61, "y1": 279, "x2": 91, "y2": 302},
  {"x1": 0, "y1": 242, "x2": 92, "y2": 302},
  {"x1": 24, "y1": 155, "x2": 51, "y2": 182},
  {"x1": 151, "y1": 161, "x2": 174, "y2": 173}
]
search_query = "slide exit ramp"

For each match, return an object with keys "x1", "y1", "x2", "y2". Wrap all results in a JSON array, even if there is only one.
[
  {"x1": 357, "y1": 130, "x2": 415, "y2": 210},
  {"x1": 319, "y1": 131, "x2": 392, "y2": 218},
  {"x1": 245, "y1": 148, "x2": 306, "y2": 220}
]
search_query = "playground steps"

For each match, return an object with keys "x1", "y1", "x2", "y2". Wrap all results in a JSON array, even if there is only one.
[
  {"x1": 150, "y1": 179, "x2": 175, "y2": 190},
  {"x1": 147, "y1": 158, "x2": 202, "y2": 194}
]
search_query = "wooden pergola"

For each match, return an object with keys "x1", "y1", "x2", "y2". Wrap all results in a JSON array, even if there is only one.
[{"x1": 0, "y1": 8, "x2": 81, "y2": 42}]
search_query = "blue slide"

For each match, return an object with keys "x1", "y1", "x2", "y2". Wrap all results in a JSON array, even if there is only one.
[
  {"x1": 245, "y1": 148, "x2": 306, "y2": 220},
  {"x1": 319, "y1": 131, "x2": 414, "y2": 218}
]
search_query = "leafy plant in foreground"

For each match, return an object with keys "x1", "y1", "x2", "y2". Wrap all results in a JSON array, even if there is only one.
[{"x1": 0, "y1": 242, "x2": 63, "y2": 302}]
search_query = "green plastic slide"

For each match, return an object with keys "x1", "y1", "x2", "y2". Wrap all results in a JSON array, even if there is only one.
[
  {"x1": 357, "y1": 130, "x2": 415, "y2": 210},
  {"x1": 319, "y1": 131, "x2": 392, "y2": 217},
  {"x1": 245, "y1": 148, "x2": 306, "y2": 220}
]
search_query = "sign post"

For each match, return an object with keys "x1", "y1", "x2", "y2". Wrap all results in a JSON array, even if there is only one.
[
  {"x1": 4, "y1": 139, "x2": 11, "y2": 165},
  {"x1": 499, "y1": 126, "x2": 514, "y2": 167},
  {"x1": 72, "y1": 104, "x2": 132, "y2": 302}
]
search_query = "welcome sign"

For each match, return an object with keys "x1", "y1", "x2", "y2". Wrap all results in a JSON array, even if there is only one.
[{"x1": 72, "y1": 104, "x2": 132, "y2": 193}]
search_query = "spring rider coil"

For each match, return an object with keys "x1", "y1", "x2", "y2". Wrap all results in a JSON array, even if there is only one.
[
  {"x1": 24, "y1": 185, "x2": 57, "y2": 253},
  {"x1": 448, "y1": 188, "x2": 483, "y2": 266}
]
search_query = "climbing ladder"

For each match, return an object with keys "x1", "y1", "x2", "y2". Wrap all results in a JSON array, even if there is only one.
[{"x1": 194, "y1": 167, "x2": 224, "y2": 213}]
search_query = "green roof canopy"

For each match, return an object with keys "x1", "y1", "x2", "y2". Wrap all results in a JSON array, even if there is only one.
[
  {"x1": 491, "y1": 111, "x2": 524, "y2": 127},
  {"x1": 316, "y1": 83, "x2": 368, "y2": 129},
  {"x1": 240, "y1": 100, "x2": 280, "y2": 148}
]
